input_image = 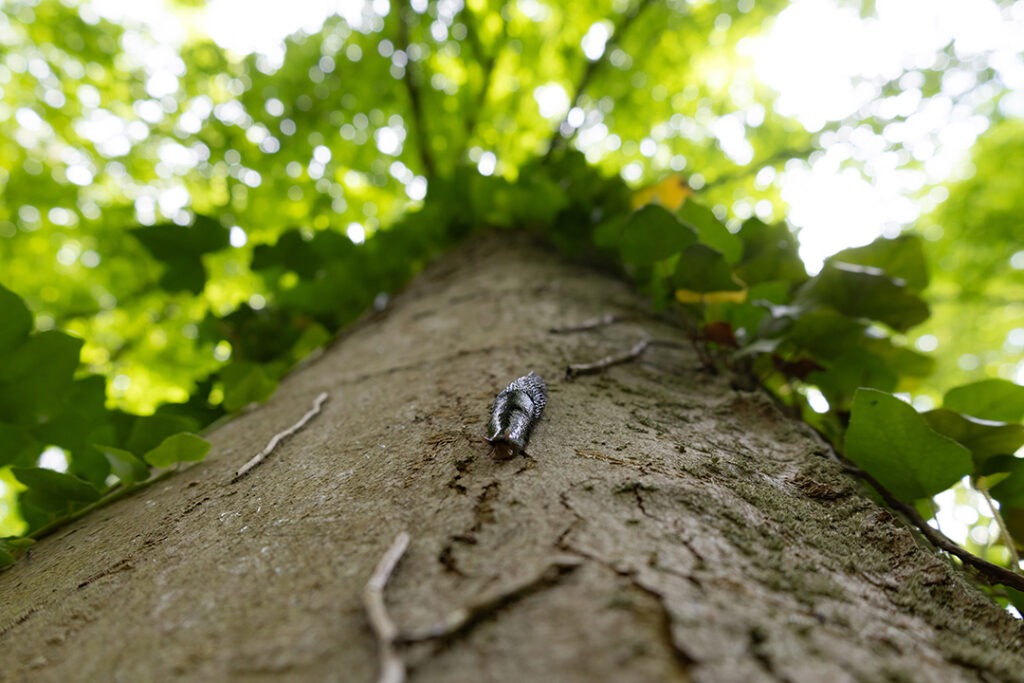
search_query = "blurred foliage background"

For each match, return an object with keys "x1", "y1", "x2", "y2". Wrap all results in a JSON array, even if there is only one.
[{"x1": 0, "y1": 0, "x2": 1022, "y2": 565}]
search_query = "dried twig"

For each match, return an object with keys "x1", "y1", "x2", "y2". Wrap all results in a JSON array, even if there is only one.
[
  {"x1": 364, "y1": 532, "x2": 411, "y2": 683},
  {"x1": 838, "y1": 460, "x2": 1024, "y2": 592},
  {"x1": 398, "y1": 557, "x2": 582, "y2": 644},
  {"x1": 549, "y1": 314, "x2": 625, "y2": 334},
  {"x1": 232, "y1": 391, "x2": 329, "y2": 482},
  {"x1": 566, "y1": 338, "x2": 651, "y2": 379}
]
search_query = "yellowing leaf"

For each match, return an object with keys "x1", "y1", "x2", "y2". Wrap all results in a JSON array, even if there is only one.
[
  {"x1": 631, "y1": 175, "x2": 692, "y2": 211},
  {"x1": 675, "y1": 289, "x2": 748, "y2": 304}
]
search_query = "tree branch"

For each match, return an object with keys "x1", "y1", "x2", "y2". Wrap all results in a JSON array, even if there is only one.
[
  {"x1": 701, "y1": 145, "x2": 817, "y2": 191},
  {"x1": 837, "y1": 459, "x2": 1024, "y2": 593},
  {"x1": 397, "y1": 2, "x2": 437, "y2": 178},
  {"x1": 543, "y1": 0, "x2": 658, "y2": 162}
]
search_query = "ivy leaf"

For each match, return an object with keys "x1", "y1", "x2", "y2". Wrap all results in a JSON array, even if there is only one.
[
  {"x1": 143, "y1": 433, "x2": 211, "y2": 468},
  {"x1": 220, "y1": 361, "x2": 278, "y2": 412},
  {"x1": 0, "y1": 283, "x2": 33, "y2": 353},
  {"x1": 943, "y1": 379, "x2": 1024, "y2": 423},
  {"x1": 124, "y1": 413, "x2": 200, "y2": 457},
  {"x1": 677, "y1": 200, "x2": 743, "y2": 264},
  {"x1": 921, "y1": 409, "x2": 1024, "y2": 471},
  {"x1": 96, "y1": 445, "x2": 151, "y2": 485},
  {"x1": 0, "y1": 331, "x2": 83, "y2": 424},
  {"x1": 734, "y1": 219, "x2": 807, "y2": 286},
  {"x1": 0, "y1": 537, "x2": 35, "y2": 568},
  {"x1": 827, "y1": 235, "x2": 929, "y2": 291},
  {"x1": 631, "y1": 175, "x2": 692, "y2": 211},
  {"x1": 131, "y1": 215, "x2": 230, "y2": 259},
  {"x1": 10, "y1": 467, "x2": 102, "y2": 511},
  {"x1": 592, "y1": 213, "x2": 628, "y2": 250},
  {"x1": 845, "y1": 388, "x2": 972, "y2": 501},
  {"x1": 156, "y1": 256, "x2": 207, "y2": 295},
  {"x1": 672, "y1": 244, "x2": 746, "y2": 302},
  {"x1": 619, "y1": 205, "x2": 697, "y2": 265},
  {"x1": 0, "y1": 423, "x2": 39, "y2": 468},
  {"x1": 990, "y1": 459, "x2": 1024, "y2": 509},
  {"x1": 796, "y1": 262, "x2": 929, "y2": 331},
  {"x1": 810, "y1": 348, "x2": 899, "y2": 406},
  {"x1": 131, "y1": 216, "x2": 230, "y2": 294}
]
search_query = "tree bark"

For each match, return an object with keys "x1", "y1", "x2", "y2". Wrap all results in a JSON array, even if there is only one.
[{"x1": 2, "y1": 232, "x2": 1023, "y2": 683}]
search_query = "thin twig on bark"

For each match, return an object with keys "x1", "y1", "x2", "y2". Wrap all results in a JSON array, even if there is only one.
[
  {"x1": 838, "y1": 460, "x2": 1024, "y2": 592},
  {"x1": 549, "y1": 314, "x2": 625, "y2": 334},
  {"x1": 566, "y1": 338, "x2": 651, "y2": 379},
  {"x1": 364, "y1": 532, "x2": 411, "y2": 683},
  {"x1": 232, "y1": 391, "x2": 329, "y2": 482}
]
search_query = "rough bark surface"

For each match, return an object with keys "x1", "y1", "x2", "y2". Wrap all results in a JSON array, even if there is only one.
[{"x1": 2, "y1": 233, "x2": 1023, "y2": 683}]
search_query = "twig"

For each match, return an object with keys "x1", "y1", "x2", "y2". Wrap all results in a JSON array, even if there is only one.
[
  {"x1": 566, "y1": 338, "x2": 651, "y2": 379},
  {"x1": 978, "y1": 483, "x2": 1022, "y2": 572},
  {"x1": 549, "y1": 314, "x2": 625, "y2": 334},
  {"x1": 232, "y1": 391, "x2": 329, "y2": 482},
  {"x1": 543, "y1": 0, "x2": 657, "y2": 161},
  {"x1": 700, "y1": 145, "x2": 817, "y2": 191},
  {"x1": 364, "y1": 532, "x2": 411, "y2": 683},
  {"x1": 397, "y1": 557, "x2": 582, "y2": 644},
  {"x1": 838, "y1": 460, "x2": 1024, "y2": 592}
]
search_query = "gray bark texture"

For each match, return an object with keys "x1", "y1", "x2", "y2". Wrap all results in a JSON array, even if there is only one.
[{"x1": 2, "y1": 233, "x2": 1023, "y2": 683}]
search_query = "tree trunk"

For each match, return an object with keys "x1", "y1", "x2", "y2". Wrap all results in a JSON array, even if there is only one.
[{"x1": 2, "y1": 232, "x2": 1022, "y2": 683}]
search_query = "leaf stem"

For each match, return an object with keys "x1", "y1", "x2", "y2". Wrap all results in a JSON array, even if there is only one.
[{"x1": 977, "y1": 482, "x2": 1022, "y2": 573}]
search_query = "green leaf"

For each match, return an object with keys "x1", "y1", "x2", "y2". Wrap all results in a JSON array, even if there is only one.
[
  {"x1": 677, "y1": 200, "x2": 743, "y2": 264},
  {"x1": 735, "y1": 219, "x2": 807, "y2": 286},
  {"x1": 10, "y1": 467, "x2": 102, "y2": 510},
  {"x1": 593, "y1": 213, "x2": 628, "y2": 249},
  {"x1": 943, "y1": 379, "x2": 1024, "y2": 423},
  {"x1": 0, "y1": 537, "x2": 35, "y2": 568},
  {"x1": 827, "y1": 235, "x2": 929, "y2": 290},
  {"x1": 0, "y1": 283, "x2": 33, "y2": 353},
  {"x1": 143, "y1": 432, "x2": 211, "y2": 468},
  {"x1": 786, "y1": 309, "x2": 867, "y2": 358},
  {"x1": 0, "y1": 331, "x2": 83, "y2": 424},
  {"x1": 845, "y1": 388, "x2": 972, "y2": 501},
  {"x1": 124, "y1": 413, "x2": 200, "y2": 456},
  {"x1": 921, "y1": 409, "x2": 1024, "y2": 470},
  {"x1": 810, "y1": 348, "x2": 899, "y2": 407},
  {"x1": 797, "y1": 262, "x2": 929, "y2": 331},
  {"x1": 96, "y1": 445, "x2": 151, "y2": 485},
  {"x1": 131, "y1": 215, "x2": 230, "y2": 259},
  {"x1": 220, "y1": 361, "x2": 278, "y2": 412},
  {"x1": 0, "y1": 423, "x2": 39, "y2": 468},
  {"x1": 251, "y1": 230, "x2": 321, "y2": 277},
  {"x1": 157, "y1": 256, "x2": 207, "y2": 295},
  {"x1": 672, "y1": 243, "x2": 745, "y2": 295},
  {"x1": 619, "y1": 205, "x2": 697, "y2": 265},
  {"x1": 990, "y1": 459, "x2": 1024, "y2": 509}
]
